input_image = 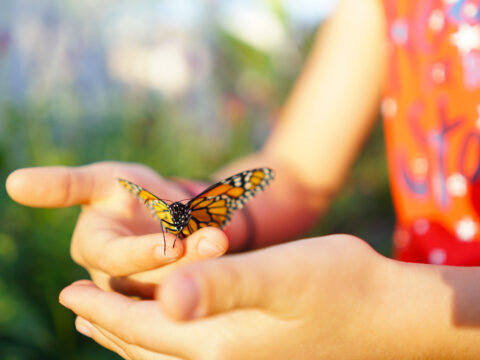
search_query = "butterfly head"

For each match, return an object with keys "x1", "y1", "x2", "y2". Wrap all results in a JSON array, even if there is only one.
[{"x1": 169, "y1": 202, "x2": 192, "y2": 229}]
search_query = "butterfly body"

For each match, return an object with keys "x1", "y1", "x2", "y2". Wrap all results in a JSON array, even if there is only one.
[
  {"x1": 166, "y1": 202, "x2": 192, "y2": 233},
  {"x1": 118, "y1": 168, "x2": 275, "y2": 252}
]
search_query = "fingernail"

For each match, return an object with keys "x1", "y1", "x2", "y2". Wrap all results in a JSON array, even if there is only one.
[
  {"x1": 76, "y1": 318, "x2": 92, "y2": 338},
  {"x1": 198, "y1": 239, "x2": 224, "y2": 257}
]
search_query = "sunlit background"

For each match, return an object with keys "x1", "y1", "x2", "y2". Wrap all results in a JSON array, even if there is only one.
[{"x1": 0, "y1": 0, "x2": 393, "y2": 359}]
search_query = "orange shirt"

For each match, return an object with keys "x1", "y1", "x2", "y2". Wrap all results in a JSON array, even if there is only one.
[{"x1": 383, "y1": 0, "x2": 480, "y2": 264}]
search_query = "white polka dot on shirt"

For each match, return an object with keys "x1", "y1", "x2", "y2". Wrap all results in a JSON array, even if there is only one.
[
  {"x1": 428, "y1": 10, "x2": 445, "y2": 32},
  {"x1": 455, "y1": 217, "x2": 478, "y2": 242},
  {"x1": 411, "y1": 157, "x2": 429, "y2": 177},
  {"x1": 381, "y1": 97, "x2": 397, "y2": 118},
  {"x1": 446, "y1": 173, "x2": 467, "y2": 197},
  {"x1": 413, "y1": 219, "x2": 430, "y2": 235},
  {"x1": 464, "y1": 3, "x2": 478, "y2": 18},
  {"x1": 475, "y1": 104, "x2": 480, "y2": 130},
  {"x1": 432, "y1": 62, "x2": 446, "y2": 83},
  {"x1": 428, "y1": 248, "x2": 447, "y2": 264}
]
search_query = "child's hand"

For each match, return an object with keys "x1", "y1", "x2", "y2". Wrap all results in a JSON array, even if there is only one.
[
  {"x1": 59, "y1": 235, "x2": 408, "y2": 360},
  {"x1": 6, "y1": 162, "x2": 228, "y2": 297}
]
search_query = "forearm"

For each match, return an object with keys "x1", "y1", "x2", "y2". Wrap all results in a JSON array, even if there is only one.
[
  {"x1": 213, "y1": 0, "x2": 387, "y2": 250},
  {"x1": 264, "y1": 0, "x2": 387, "y2": 191}
]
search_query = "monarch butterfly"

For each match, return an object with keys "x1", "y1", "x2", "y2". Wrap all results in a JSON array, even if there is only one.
[{"x1": 118, "y1": 168, "x2": 275, "y2": 253}]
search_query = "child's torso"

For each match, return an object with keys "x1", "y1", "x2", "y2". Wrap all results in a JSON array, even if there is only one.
[{"x1": 383, "y1": 0, "x2": 480, "y2": 264}]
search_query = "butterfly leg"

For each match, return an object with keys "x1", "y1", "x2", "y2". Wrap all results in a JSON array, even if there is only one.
[
  {"x1": 159, "y1": 220, "x2": 167, "y2": 254},
  {"x1": 160, "y1": 219, "x2": 180, "y2": 254}
]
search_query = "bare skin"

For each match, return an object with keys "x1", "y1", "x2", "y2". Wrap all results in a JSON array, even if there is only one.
[
  {"x1": 6, "y1": 162, "x2": 229, "y2": 297},
  {"x1": 59, "y1": 234, "x2": 480, "y2": 360}
]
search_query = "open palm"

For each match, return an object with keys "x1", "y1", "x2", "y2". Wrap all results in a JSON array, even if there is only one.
[{"x1": 7, "y1": 161, "x2": 229, "y2": 297}]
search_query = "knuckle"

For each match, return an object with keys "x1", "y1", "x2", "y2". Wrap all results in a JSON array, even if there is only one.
[
  {"x1": 204, "y1": 260, "x2": 245, "y2": 310},
  {"x1": 97, "y1": 256, "x2": 122, "y2": 277},
  {"x1": 98, "y1": 238, "x2": 139, "y2": 277},
  {"x1": 93, "y1": 244, "x2": 124, "y2": 277},
  {"x1": 219, "y1": 261, "x2": 242, "y2": 284},
  {"x1": 70, "y1": 245, "x2": 84, "y2": 266},
  {"x1": 70, "y1": 236, "x2": 86, "y2": 267},
  {"x1": 109, "y1": 162, "x2": 156, "y2": 181},
  {"x1": 91, "y1": 161, "x2": 121, "y2": 172},
  {"x1": 122, "y1": 346, "x2": 137, "y2": 360},
  {"x1": 334, "y1": 234, "x2": 373, "y2": 255},
  {"x1": 62, "y1": 170, "x2": 74, "y2": 206}
]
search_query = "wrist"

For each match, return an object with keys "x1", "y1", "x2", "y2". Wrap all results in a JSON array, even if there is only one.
[
  {"x1": 369, "y1": 259, "x2": 480, "y2": 359},
  {"x1": 332, "y1": 250, "x2": 435, "y2": 360}
]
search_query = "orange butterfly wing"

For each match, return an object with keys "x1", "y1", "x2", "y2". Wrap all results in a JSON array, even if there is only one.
[
  {"x1": 117, "y1": 178, "x2": 176, "y2": 229},
  {"x1": 181, "y1": 168, "x2": 275, "y2": 237}
]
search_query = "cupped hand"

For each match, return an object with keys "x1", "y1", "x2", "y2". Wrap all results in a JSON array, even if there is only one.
[
  {"x1": 59, "y1": 234, "x2": 400, "y2": 360},
  {"x1": 6, "y1": 162, "x2": 228, "y2": 296}
]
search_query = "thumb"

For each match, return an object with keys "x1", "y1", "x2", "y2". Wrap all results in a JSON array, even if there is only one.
[{"x1": 158, "y1": 246, "x2": 289, "y2": 320}]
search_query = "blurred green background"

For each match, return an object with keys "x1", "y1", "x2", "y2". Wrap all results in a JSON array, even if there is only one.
[{"x1": 0, "y1": 0, "x2": 394, "y2": 359}]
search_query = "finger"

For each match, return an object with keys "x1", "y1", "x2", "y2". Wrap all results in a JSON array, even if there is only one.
[
  {"x1": 176, "y1": 227, "x2": 229, "y2": 264},
  {"x1": 126, "y1": 227, "x2": 229, "y2": 281},
  {"x1": 5, "y1": 162, "x2": 163, "y2": 208},
  {"x1": 59, "y1": 281, "x2": 187, "y2": 354},
  {"x1": 6, "y1": 165, "x2": 101, "y2": 207},
  {"x1": 73, "y1": 212, "x2": 184, "y2": 277},
  {"x1": 159, "y1": 244, "x2": 290, "y2": 320},
  {"x1": 6, "y1": 162, "x2": 117, "y2": 208},
  {"x1": 76, "y1": 317, "x2": 182, "y2": 360},
  {"x1": 97, "y1": 232, "x2": 184, "y2": 276},
  {"x1": 75, "y1": 317, "x2": 130, "y2": 359},
  {"x1": 108, "y1": 227, "x2": 228, "y2": 296}
]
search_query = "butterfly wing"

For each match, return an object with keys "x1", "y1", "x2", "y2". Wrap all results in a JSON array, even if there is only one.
[
  {"x1": 117, "y1": 178, "x2": 176, "y2": 228},
  {"x1": 181, "y1": 168, "x2": 275, "y2": 237}
]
